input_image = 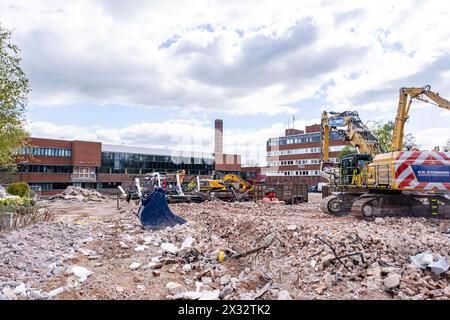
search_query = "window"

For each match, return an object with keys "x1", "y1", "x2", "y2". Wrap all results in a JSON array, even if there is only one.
[
  {"x1": 72, "y1": 166, "x2": 96, "y2": 180},
  {"x1": 30, "y1": 183, "x2": 71, "y2": 190},
  {"x1": 330, "y1": 145, "x2": 346, "y2": 152}
]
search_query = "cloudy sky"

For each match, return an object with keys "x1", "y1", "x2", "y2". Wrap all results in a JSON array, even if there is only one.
[{"x1": 1, "y1": 0, "x2": 449, "y2": 165}]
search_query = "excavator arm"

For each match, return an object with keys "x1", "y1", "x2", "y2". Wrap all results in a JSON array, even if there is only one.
[
  {"x1": 321, "y1": 111, "x2": 331, "y2": 162},
  {"x1": 345, "y1": 114, "x2": 383, "y2": 156},
  {"x1": 321, "y1": 111, "x2": 382, "y2": 163},
  {"x1": 392, "y1": 85, "x2": 450, "y2": 151},
  {"x1": 423, "y1": 90, "x2": 450, "y2": 110},
  {"x1": 223, "y1": 174, "x2": 254, "y2": 192}
]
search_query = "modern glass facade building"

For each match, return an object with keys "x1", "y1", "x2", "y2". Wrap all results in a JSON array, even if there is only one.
[
  {"x1": 12, "y1": 119, "x2": 241, "y2": 195},
  {"x1": 99, "y1": 144, "x2": 214, "y2": 175},
  {"x1": 14, "y1": 138, "x2": 216, "y2": 195}
]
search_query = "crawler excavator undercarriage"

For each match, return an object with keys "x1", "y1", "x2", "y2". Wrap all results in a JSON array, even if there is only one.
[{"x1": 320, "y1": 85, "x2": 450, "y2": 220}]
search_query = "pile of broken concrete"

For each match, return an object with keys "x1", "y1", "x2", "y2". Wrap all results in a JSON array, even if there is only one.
[
  {"x1": 2, "y1": 196, "x2": 450, "y2": 300},
  {"x1": 48, "y1": 186, "x2": 105, "y2": 202}
]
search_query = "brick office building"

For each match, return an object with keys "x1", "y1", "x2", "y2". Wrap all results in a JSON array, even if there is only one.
[
  {"x1": 12, "y1": 119, "x2": 242, "y2": 196},
  {"x1": 14, "y1": 138, "x2": 216, "y2": 196},
  {"x1": 16, "y1": 138, "x2": 102, "y2": 194},
  {"x1": 265, "y1": 124, "x2": 350, "y2": 186}
]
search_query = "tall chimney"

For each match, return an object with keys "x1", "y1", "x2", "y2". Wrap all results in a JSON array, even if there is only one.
[{"x1": 214, "y1": 119, "x2": 223, "y2": 155}]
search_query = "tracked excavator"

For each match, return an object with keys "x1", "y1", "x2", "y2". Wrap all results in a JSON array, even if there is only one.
[
  {"x1": 320, "y1": 85, "x2": 450, "y2": 219},
  {"x1": 222, "y1": 173, "x2": 254, "y2": 193},
  {"x1": 198, "y1": 172, "x2": 254, "y2": 193}
]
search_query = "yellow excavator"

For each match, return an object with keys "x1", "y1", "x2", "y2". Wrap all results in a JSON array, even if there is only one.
[
  {"x1": 222, "y1": 173, "x2": 254, "y2": 193},
  {"x1": 320, "y1": 85, "x2": 450, "y2": 219},
  {"x1": 198, "y1": 172, "x2": 254, "y2": 193}
]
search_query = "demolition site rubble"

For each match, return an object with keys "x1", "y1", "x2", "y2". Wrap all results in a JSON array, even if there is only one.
[
  {"x1": 46, "y1": 186, "x2": 105, "y2": 202},
  {"x1": 1, "y1": 194, "x2": 450, "y2": 300}
]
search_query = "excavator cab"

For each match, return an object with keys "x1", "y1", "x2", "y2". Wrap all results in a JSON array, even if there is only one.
[{"x1": 340, "y1": 153, "x2": 372, "y2": 186}]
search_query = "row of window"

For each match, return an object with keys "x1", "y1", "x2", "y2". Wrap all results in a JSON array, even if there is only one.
[
  {"x1": 100, "y1": 166, "x2": 213, "y2": 175},
  {"x1": 267, "y1": 147, "x2": 322, "y2": 157},
  {"x1": 267, "y1": 159, "x2": 320, "y2": 166},
  {"x1": 101, "y1": 152, "x2": 214, "y2": 165},
  {"x1": 329, "y1": 146, "x2": 347, "y2": 152},
  {"x1": 267, "y1": 158, "x2": 339, "y2": 166},
  {"x1": 266, "y1": 170, "x2": 321, "y2": 176},
  {"x1": 19, "y1": 162, "x2": 214, "y2": 177},
  {"x1": 18, "y1": 165, "x2": 74, "y2": 173},
  {"x1": 268, "y1": 133, "x2": 321, "y2": 147},
  {"x1": 101, "y1": 152, "x2": 214, "y2": 175},
  {"x1": 267, "y1": 145, "x2": 346, "y2": 157},
  {"x1": 30, "y1": 182, "x2": 73, "y2": 191},
  {"x1": 29, "y1": 182, "x2": 122, "y2": 191},
  {"x1": 267, "y1": 132, "x2": 345, "y2": 147},
  {"x1": 20, "y1": 147, "x2": 72, "y2": 157}
]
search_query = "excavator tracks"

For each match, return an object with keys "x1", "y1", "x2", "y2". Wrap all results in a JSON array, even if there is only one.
[
  {"x1": 320, "y1": 190, "x2": 450, "y2": 220},
  {"x1": 349, "y1": 193, "x2": 450, "y2": 220},
  {"x1": 351, "y1": 195, "x2": 380, "y2": 220},
  {"x1": 320, "y1": 194, "x2": 357, "y2": 216},
  {"x1": 320, "y1": 195, "x2": 339, "y2": 215}
]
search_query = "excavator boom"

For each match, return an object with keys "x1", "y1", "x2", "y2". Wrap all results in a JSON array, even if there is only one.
[
  {"x1": 392, "y1": 85, "x2": 450, "y2": 151},
  {"x1": 423, "y1": 90, "x2": 450, "y2": 110}
]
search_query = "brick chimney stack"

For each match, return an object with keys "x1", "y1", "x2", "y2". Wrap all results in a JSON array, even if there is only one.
[{"x1": 214, "y1": 119, "x2": 223, "y2": 155}]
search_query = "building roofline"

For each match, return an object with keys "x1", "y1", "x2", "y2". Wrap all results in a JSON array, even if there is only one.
[
  {"x1": 29, "y1": 137, "x2": 214, "y2": 159},
  {"x1": 102, "y1": 144, "x2": 214, "y2": 159}
]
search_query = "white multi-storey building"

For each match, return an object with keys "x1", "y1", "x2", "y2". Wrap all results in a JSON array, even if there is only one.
[{"x1": 265, "y1": 125, "x2": 349, "y2": 186}]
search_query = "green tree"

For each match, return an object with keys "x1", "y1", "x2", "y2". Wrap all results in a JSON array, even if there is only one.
[
  {"x1": 0, "y1": 24, "x2": 30, "y2": 170},
  {"x1": 373, "y1": 121, "x2": 417, "y2": 152},
  {"x1": 403, "y1": 133, "x2": 417, "y2": 151},
  {"x1": 373, "y1": 121, "x2": 394, "y2": 152}
]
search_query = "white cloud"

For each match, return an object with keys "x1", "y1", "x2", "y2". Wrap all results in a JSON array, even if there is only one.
[
  {"x1": 1, "y1": 0, "x2": 450, "y2": 153},
  {"x1": 414, "y1": 127, "x2": 450, "y2": 151},
  {"x1": 25, "y1": 121, "x2": 98, "y2": 141},
  {"x1": 2, "y1": 1, "x2": 448, "y2": 117}
]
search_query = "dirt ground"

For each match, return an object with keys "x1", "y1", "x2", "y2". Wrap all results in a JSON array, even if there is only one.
[{"x1": 1, "y1": 193, "x2": 450, "y2": 300}]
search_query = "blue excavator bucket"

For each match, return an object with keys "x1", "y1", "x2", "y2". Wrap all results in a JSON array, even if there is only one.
[{"x1": 138, "y1": 188, "x2": 187, "y2": 230}]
